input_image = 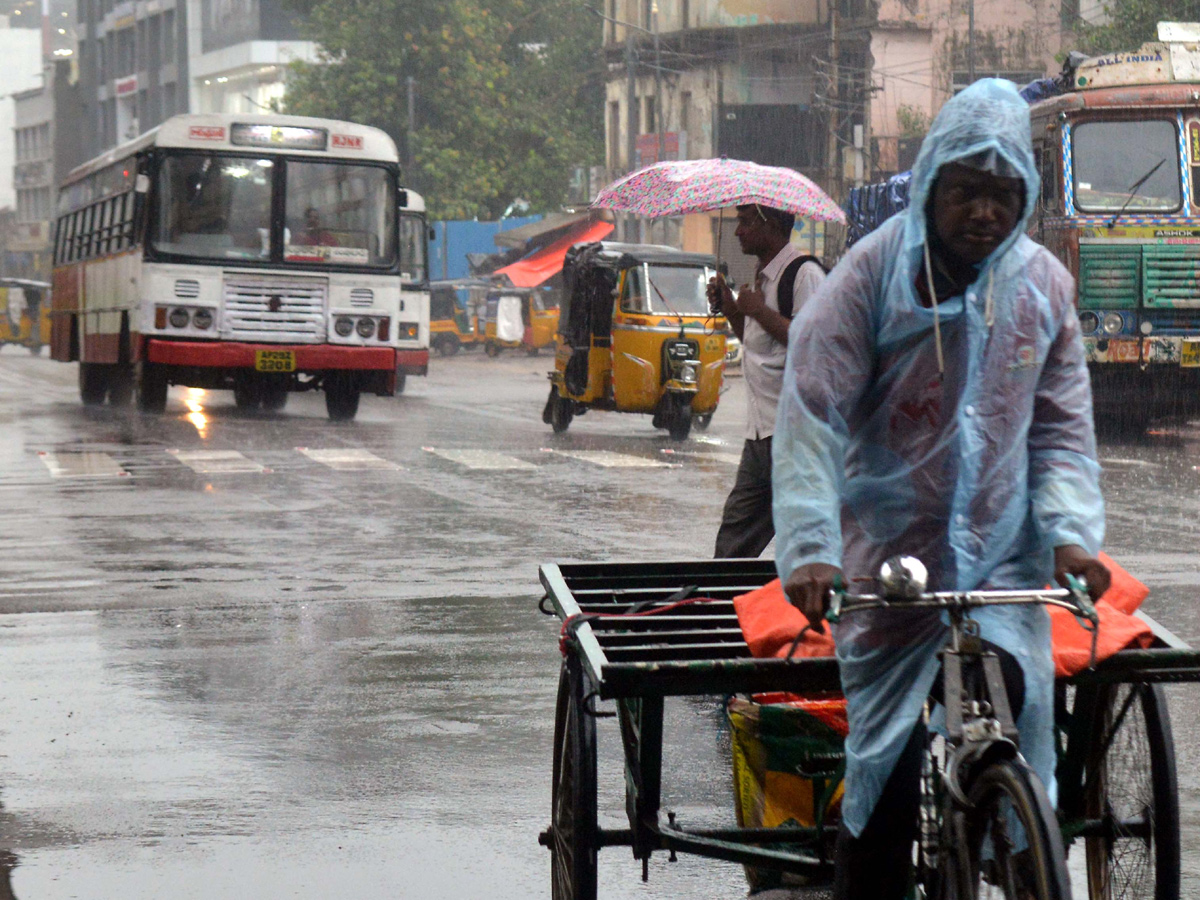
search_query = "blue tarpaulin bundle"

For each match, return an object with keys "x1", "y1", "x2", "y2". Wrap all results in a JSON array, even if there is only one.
[{"x1": 844, "y1": 172, "x2": 911, "y2": 248}]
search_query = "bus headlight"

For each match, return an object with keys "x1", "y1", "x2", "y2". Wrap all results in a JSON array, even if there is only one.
[
  {"x1": 355, "y1": 317, "x2": 375, "y2": 338},
  {"x1": 1078, "y1": 311, "x2": 1099, "y2": 335},
  {"x1": 169, "y1": 307, "x2": 190, "y2": 328},
  {"x1": 1102, "y1": 312, "x2": 1125, "y2": 335},
  {"x1": 334, "y1": 316, "x2": 355, "y2": 337},
  {"x1": 192, "y1": 308, "x2": 214, "y2": 330}
]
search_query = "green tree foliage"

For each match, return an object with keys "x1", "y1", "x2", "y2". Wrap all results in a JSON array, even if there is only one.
[
  {"x1": 1077, "y1": 1, "x2": 1200, "y2": 54},
  {"x1": 284, "y1": 0, "x2": 604, "y2": 220}
]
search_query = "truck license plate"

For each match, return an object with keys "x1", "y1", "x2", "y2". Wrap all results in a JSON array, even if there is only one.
[
  {"x1": 1182, "y1": 340, "x2": 1200, "y2": 368},
  {"x1": 255, "y1": 350, "x2": 295, "y2": 373}
]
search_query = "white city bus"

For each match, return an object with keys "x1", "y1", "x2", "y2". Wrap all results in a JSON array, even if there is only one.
[{"x1": 50, "y1": 113, "x2": 430, "y2": 420}]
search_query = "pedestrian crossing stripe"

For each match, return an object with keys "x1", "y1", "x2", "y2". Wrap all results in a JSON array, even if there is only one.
[
  {"x1": 422, "y1": 447, "x2": 536, "y2": 470},
  {"x1": 297, "y1": 448, "x2": 402, "y2": 470},
  {"x1": 544, "y1": 449, "x2": 678, "y2": 468},
  {"x1": 166, "y1": 449, "x2": 270, "y2": 474},
  {"x1": 37, "y1": 451, "x2": 130, "y2": 478},
  {"x1": 661, "y1": 449, "x2": 742, "y2": 466}
]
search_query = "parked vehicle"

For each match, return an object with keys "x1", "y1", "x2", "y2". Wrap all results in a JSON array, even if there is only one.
[
  {"x1": 0, "y1": 279, "x2": 50, "y2": 354},
  {"x1": 430, "y1": 279, "x2": 485, "y2": 356},
  {"x1": 50, "y1": 113, "x2": 429, "y2": 420},
  {"x1": 544, "y1": 241, "x2": 726, "y2": 440},
  {"x1": 484, "y1": 286, "x2": 558, "y2": 356}
]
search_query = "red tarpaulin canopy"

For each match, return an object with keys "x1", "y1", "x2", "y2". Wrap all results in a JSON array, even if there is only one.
[{"x1": 493, "y1": 219, "x2": 614, "y2": 288}]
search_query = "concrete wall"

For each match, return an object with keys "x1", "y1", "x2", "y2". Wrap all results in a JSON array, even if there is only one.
[{"x1": 0, "y1": 25, "x2": 48, "y2": 210}]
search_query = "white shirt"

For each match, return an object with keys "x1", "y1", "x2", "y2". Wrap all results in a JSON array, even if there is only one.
[{"x1": 741, "y1": 243, "x2": 825, "y2": 440}]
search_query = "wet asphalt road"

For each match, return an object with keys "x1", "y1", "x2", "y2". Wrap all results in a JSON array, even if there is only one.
[{"x1": 0, "y1": 346, "x2": 1199, "y2": 899}]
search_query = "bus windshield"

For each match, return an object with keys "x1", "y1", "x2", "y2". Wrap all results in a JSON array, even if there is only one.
[
  {"x1": 1072, "y1": 120, "x2": 1182, "y2": 213},
  {"x1": 623, "y1": 264, "x2": 715, "y2": 316},
  {"x1": 398, "y1": 213, "x2": 428, "y2": 284},
  {"x1": 152, "y1": 153, "x2": 397, "y2": 266}
]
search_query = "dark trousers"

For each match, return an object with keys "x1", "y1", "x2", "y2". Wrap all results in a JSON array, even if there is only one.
[
  {"x1": 714, "y1": 436, "x2": 774, "y2": 559},
  {"x1": 833, "y1": 642, "x2": 1027, "y2": 900}
]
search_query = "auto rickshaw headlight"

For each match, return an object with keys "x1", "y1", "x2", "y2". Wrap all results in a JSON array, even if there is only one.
[{"x1": 680, "y1": 361, "x2": 698, "y2": 384}]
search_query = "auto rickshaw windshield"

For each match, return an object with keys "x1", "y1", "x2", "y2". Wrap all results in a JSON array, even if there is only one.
[{"x1": 623, "y1": 264, "x2": 715, "y2": 316}]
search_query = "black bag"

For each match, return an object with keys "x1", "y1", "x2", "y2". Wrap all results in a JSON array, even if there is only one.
[{"x1": 778, "y1": 256, "x2": 827, "y2": 319}]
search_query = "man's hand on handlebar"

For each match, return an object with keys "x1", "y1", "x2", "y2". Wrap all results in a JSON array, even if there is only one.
[
  {"x1": 1053, "y1": 544, "x2": 1110, "y2": 603},
  {"x1": 783, "y1": 562, "x2": 844, "y2": 629}
]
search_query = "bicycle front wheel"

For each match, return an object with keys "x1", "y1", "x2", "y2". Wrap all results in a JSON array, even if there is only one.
[
  {"x1": 950, "y1": 757, "x2": 1071, "y2": 900},
  {"x1": 1084, "y1": 682, "x2": 1179, "y2": 900}
]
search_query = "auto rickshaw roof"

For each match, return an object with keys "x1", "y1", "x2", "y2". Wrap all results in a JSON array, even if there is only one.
[{"x1": 571, "y1": 241, "x2": 717, "y2": 271}]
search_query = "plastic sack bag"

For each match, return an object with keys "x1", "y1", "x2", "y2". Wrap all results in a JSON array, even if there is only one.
[{"x1": 728, "y1": 692, "x2": 848, "y2": 892}]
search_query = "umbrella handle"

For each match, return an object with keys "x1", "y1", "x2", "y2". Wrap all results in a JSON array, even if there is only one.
[{"x1": 715, "y1": 208, "x2": 723, "y2": 272}]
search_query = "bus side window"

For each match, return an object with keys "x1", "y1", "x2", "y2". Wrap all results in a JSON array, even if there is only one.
[
  {"x1": 78, "y1": 206, "x2": 94, "y2": 260},
  {"x1": 97, "y1": 198, "x2": 113, "y2": 256},
  {"x1": 53, "y1": 216, "x2": 65, "y2": 265},
  {"x1": 64, "y1": 211, "x2": 78, "y2": 262}
]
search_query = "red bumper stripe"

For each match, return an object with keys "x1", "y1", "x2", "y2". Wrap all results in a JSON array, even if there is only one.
[{"x1": 146, "y1": 340, "x2": 399, "y2": 371}]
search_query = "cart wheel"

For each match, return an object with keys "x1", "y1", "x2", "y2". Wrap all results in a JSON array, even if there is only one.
[
  {"x1": 1084, "y1": 682, "x2": 1179, "y2": 900},
  {"x1": 550, "y1": 657, "x2": 598, "y2": 900}
]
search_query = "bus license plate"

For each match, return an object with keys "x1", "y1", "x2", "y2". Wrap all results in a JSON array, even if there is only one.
[
  {"x1": 1183, "y1": 340, "x2": 1200, "y2": 368},
  {"x1": 255, "y1": 350, "x2": 296, "y2": 372}
]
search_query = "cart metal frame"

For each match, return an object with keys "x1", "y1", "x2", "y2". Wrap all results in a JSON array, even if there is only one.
[{"x1": 539, "y1": 559, "x2": 1200, "y2": 900}]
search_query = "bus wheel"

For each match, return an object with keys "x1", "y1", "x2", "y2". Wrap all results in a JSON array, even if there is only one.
[
  {"x1": 138, "y1": 364, "x2": 168, "y2": 413},
  {"x1": 395, "y1": 372, "x2": 407, "y2": 395},
  {"x1": 79, "y1": 363, "x2": 108, "y2": 406},
  {"x1": 260, "y1": 383, "x2": 289, "y2": 412},
  {"x1": 108, "y1": 365, "x2": 134, "y2": 407},
  {"x1": 325, "y1": 375, "x2": 360, "y2": 421},
  {"x1": 233, "y1": 379, "x2": 261, "y2": 410}
]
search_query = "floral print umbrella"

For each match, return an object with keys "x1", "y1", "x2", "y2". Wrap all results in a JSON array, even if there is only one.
[{"x1": 592, "y1": 158, "x2": 846, "y2": 223}]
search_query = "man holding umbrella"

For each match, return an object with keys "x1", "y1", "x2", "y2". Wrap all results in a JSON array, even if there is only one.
[{"x1": 708, "y1": 205, "x2": 824, "y2": 559}]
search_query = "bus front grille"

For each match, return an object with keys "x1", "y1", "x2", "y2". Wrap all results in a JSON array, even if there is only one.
[{"x1": 222, "y1": 276, "x2": 328, "y2": 341}]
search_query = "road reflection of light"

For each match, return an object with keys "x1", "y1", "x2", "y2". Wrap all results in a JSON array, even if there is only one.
[{"x1": 184, "y1": 388, "x2": 209, "y2": 437}]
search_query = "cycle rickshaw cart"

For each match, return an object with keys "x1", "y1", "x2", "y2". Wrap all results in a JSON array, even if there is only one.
[{"x1": 539, "y1": 558, "x2": 1200, "y2": 900}]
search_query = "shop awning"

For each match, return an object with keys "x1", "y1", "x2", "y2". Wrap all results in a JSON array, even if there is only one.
[
  {"x1": 493, "y1": 219, "x2": 614, "y2": 288},
  {"x1": 493, "y1": 211, "x2": 594, "y2": 249}
]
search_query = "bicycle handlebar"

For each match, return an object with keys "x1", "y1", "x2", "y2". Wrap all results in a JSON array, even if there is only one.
[{"x1": 825, "y1": 574, "x2": 1099, "y2": 628}]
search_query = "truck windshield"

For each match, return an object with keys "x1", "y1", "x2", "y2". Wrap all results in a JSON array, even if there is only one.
[
  {"x1": 153, "y1": 153, "x2": 398, "y2": 266},
  {"x1": 1073, "y1": 120, "x2": 1182, "y2": 213},
  {"x1": 623, "y1": 264, "x2": 715, "y2": 315}
]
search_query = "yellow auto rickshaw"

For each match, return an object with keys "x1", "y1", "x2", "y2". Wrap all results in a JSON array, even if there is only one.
[
  {"x1": 484, "y1": 287, "x2": 559, "y2": 356},
  {"x1": 0, "y1": 279, "x2": 50, "y2": 354},
  {"x1": 430, "y1": 279, "x2": 485, "y2": 356},
  {"x1": 544, "y1": 242, "x2": 726, "y2": 440}
]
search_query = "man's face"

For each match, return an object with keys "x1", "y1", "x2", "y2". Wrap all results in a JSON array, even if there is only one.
[
  {"x1": 306, "y1": 209, "x2": 320, "y2": 230},
  {"x1": 931, "y1": 162, "x2": 1024, "y2": 264},
  {"x1": 733, "y1": 207, "x2": 775, "y2": 257}
]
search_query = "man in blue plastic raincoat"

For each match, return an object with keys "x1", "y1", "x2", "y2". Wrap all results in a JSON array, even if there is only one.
[{"x1": 772, "y1": 79, "x2": 1110, "y2": 898}]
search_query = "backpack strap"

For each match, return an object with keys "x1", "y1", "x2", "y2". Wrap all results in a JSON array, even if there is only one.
[{"x1": 776, "y1": 255, "x2": 827, "y2": 319}]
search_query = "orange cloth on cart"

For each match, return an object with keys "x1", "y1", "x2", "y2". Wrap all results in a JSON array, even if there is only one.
[{"x1": 733, "y1": 552, "x2": 1154, "y2": 677}]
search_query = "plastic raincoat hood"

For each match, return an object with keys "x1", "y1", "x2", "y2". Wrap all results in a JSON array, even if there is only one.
[{"x1": 771, "y1": 78, "x2": 1104, "y2": 836}]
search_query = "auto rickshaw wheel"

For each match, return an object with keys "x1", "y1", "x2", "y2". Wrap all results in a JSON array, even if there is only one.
[
  {"x1": 485, "y1": 341, "x2": 500, "y2": 358},
  {"x1": 527, "y1": 346, "x2": 540, "y2": 357},
  {"x1": 694, "y1": 413, "x2": 713, "y2": 431},
  {"x1": 666, "y1": 394, "x2": 693, "y2": 441},
  {"x1": 435, "y1": 335, "x2": 460, "y2": 357},
  {"x1": 551, "y1": 395, "x2": 574, "y2": 434}
]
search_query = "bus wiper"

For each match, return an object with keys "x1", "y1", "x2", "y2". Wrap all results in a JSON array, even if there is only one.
[{"x1": 1107, "y1": 158, "x2": 1166, "y2": 228}]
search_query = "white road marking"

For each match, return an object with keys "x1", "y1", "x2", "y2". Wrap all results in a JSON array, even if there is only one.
[
  {"x1": 661, "y1": 449, "x2": 742, "y2": 466},
  {"x1": 546, "y1": 449, "x2": 677, "y2": 468},
  {"x1": 1100, "y1": 457, "x2": 1163, "y2": 468},
  {"x1": 422, "y1": 447, "x2": 536, "y2": 470},
  {"x1": 297, "y1": 448, "x2": 402, "y2": 470},
  {"x1": 167, "y1": 449, "x2": 268, "y2": 474},
  {"x1": 38, "y1": 451, "x2": 130, "y2": 478}
]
